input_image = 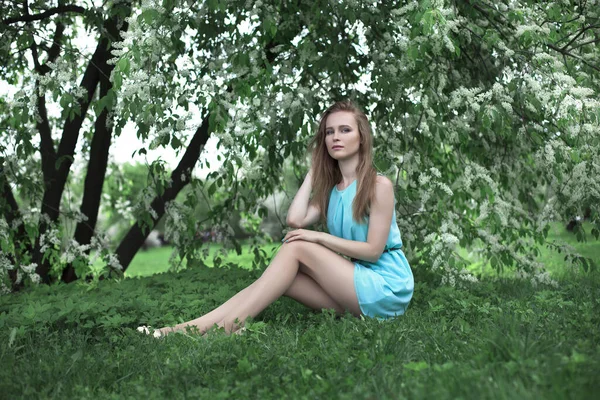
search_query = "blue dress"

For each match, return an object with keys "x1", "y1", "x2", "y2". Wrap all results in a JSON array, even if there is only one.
[{"x1": 327, "y1": 179, "x2": 414, "y2": 318}]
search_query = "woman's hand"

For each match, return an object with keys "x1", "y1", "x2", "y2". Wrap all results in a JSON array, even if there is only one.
[{"x1": 282, "y1": 229, "x2": 324, "y2": 244}]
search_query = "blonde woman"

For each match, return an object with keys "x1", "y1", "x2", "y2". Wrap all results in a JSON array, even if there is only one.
[{"x1": 139, "y1": 100, "x2": 414, "y2": 337}]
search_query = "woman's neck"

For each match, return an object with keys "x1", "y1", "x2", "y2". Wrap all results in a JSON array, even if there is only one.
[{"x1": 337, "y1": 156, "x2": 359, "y2": 185}]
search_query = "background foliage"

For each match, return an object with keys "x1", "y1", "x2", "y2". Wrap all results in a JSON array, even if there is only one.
[{"x1": 1, "y1": 0, "x2": 599, "y2": 291}]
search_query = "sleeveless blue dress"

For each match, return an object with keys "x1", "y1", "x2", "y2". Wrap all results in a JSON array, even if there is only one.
[{"x1": 327, "y1": 179, "x2": 414, "y2": 319}]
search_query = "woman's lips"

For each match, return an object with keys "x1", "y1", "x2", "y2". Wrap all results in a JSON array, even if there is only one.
[{"x1": 331, "y1": 146, "x2": 343, "y2": 150}]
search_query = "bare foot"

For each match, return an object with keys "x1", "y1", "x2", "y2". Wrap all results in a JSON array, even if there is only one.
[
  {"x1": 159, "y1": 325, "x2": 202, "y2": 337},
  {"x1": 233, "y1": 326, "x2": 247, "y2": 336}
]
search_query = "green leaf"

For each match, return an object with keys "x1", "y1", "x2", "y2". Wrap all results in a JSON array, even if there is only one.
[
  {"x1": 118, "y1": 57, "x2": 130, "y2": 74},
  {"x1": 263, "y1": 17, "x2": 277, "y2": 39},
  {"x1": 569, "y1": 150, "x2": 581, "y2": 163},
  {"x1": 421, "y1": 10, "x2": 435, "y2": 35},
  {"x1": 60, "y1": 93, "x2": 73, "y2": 109},
  {"x1": 113, "y1": 72, "x2": 122, "y2": 90},
  {"x1": 171, "y1": 135, "x2": 182, "y2": 149},
  {"x1": 490, "y1": 255, "x2": 499, "y2": 271},
  {"x1": 141, "y1": 9, "x2": 160, "y2": 24},
  {"x1": 207, "y1": 0, "x2": 219, "y2": 11},
  {"x1": 95, "y1": 97, "x2": 107, "y2": 117},
  {"x1": 208, "y1": 182, "x2": 217, "y2": 196},
  {"x1": 407, "y1": 44, "x2": 419, "y2": 60}
]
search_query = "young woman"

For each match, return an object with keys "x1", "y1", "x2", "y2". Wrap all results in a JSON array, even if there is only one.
[{"x1": 139, "y1": 100, "x2": 414, "y2": 337}]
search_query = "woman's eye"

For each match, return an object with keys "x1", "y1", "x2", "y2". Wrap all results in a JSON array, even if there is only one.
[{"x1": 326, "y1": 131, "x2": 333, "y2": 135}]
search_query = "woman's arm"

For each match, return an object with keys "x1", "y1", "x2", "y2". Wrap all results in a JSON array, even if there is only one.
[
  {"x1": 286, "y1": 170, "x2": 321, "y2": 228},
  {"x1": 284, "y1": 176, "x2": 395, "y2": 263}
]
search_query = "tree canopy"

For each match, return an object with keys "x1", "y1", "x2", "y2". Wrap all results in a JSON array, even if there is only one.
[{"x1": 1, "y1": 0, "x2": 599, "y2": 292}]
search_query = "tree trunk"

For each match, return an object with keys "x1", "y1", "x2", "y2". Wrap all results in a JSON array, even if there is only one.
[
  {"x1": 61, "y1": 73, "x2": 112, "y2": 283},
  {"x1": 61, "y1": 18, "x2": 129, "y2": 283},
  {"x1": 115, "y1": 116, "x2": 210, "y2": 271},
  {"x1": 33, "y1": 10, "x2": 129, "y2": 283},
  {"x1": 0, "y1": 163, "x2": 26, "y2": 290}
]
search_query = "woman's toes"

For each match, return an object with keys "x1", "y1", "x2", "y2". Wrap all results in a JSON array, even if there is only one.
[{"x1": 233, "y1": 326, "x2": 247, "y2": 336}]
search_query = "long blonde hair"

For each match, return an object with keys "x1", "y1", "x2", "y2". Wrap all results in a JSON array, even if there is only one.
[{"x1": 309, "y1": 100, "x2": 377, "y2": 223}]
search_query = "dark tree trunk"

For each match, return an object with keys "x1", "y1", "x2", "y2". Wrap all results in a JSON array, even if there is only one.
[
  {"x1": 0, "y1": 164, "x2": 26, "y2": 291},
  {"x1": 33, "y1": 10, "x2": 129, "y2": 283},
  {"x1": 37, "y1": 93, "x2": 57, "y2": 186},
  {"x1": 61, "y1": 74, "x2": 112, "y2": 283},
  {"x1": 115, "y1": 116, "x2": 210, "y2": 271},
  {"x1": 61, "y1": 18, "x2": 129, "y2": 283}
]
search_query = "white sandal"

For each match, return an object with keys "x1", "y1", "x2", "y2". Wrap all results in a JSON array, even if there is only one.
[{"x1": 136, "y1": 325, "x2": 164, "y2": 338}]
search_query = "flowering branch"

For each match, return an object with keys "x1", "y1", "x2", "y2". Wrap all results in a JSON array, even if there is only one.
[
  {"x1": 1, "y1": 5, "x2": 87, "y2": 25},
  {"x1": 560, "y1": 24, "x2": 600, "y2": 52},
  {"x1": 38, "y1": 22, "x2": 66, "y2": 74},
  {"x1": 547, "y1": 43, "x2": 600, "y2": 72}
]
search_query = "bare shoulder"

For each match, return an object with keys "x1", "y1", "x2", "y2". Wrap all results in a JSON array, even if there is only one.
[
  {"x1": 375, "y1": 175, "x2": 393, "y2": 189},
  {"x1": 373, "y1": 175, "x2": 394, "y2": 203}
]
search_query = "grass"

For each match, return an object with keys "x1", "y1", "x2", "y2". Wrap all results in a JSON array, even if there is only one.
[
  {"x1": 457, "y1": 222, "x2": 598, "y2": 279},
  {"x1": 0, "y1": 222, "x2": 599, "y2": 398},
  {"x1": 124, "y1": 242, "x2": 282, "y2": 278}
]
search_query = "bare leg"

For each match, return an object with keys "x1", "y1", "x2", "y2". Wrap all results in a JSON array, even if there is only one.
[
  {"x1": 159, "y1": 281, "x2": 259, "y2": 335},
  {"x1": 283, "y1": 271, "x2": 345, "y2": 314},
  {"x1": 158, "y1": 270, "x2": 344, "y2": 335},
  {"x1": 159, "y1": 241, "x2": 360, "y2": 335}
]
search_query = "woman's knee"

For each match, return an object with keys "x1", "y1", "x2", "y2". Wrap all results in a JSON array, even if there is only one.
[{"x1": 280, "y1": 240, "x2": 308, "y2": 257}]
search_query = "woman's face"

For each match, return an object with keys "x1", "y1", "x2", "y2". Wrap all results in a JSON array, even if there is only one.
[{"x1": 324, "y1": 111, "x2": 361, "y2": 161}]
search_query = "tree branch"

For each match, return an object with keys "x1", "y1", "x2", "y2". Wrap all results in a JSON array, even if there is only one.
[
  {"x1": 548, "y1": 43, "x2": 600, "y2": 72},
  {"x1": 31, "y1": 21, "x2": 62, "y2": 205},
  {"x1": 38, "y1": 22, "x2": 65, "y2": 74},
  {"x1": 2, "y1": 5, "x2": 86, "y2": 25},
  {"x1": 115, "y1": 115, "x2": 211, "y2": 271},
  {"x1": 561, "y1": 24, "x2": 600, "y2": 51},
  {"x1": 114, "y1": 8, "x2": 298, "y2": 273},
  {"x1": 568, "y1": 37, "x2": 600, "y2": 51},
  {"x1": 466, "y1": 0, "x2": 512, "y2": 43},
  {"x1": 36, "y1": 88, "x2": 57, "y2": 186}
]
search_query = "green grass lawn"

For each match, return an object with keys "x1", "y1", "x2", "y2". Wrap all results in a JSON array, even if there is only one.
[{"x1": 0, "y1": 222, "x2": 598, "y2": 398}]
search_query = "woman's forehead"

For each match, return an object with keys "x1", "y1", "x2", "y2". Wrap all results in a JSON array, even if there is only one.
[{"x1": 325, "y1": 111, "x2": 356, "y2": 128}]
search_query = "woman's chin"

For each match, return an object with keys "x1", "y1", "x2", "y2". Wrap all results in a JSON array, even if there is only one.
[{"x1": 329, "y1": 152, "x2": 358, "y2": 161}]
